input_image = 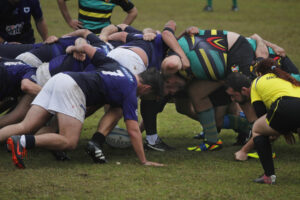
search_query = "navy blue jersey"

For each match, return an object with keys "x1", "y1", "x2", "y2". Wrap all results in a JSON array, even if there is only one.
[
  {"x1": 48, "y1": 54, "x2": 93, "y2": 76},
  {"x1": 30, "y1": 36, "x2": 78, "y2": 62},
  {"x1": 0, "y1": 42, "x2": 42, "y2": 58},
  {"x1": 67, "y1": 51, "x2": 138, "y2": 121},
  {"x1": 0, "y1": 58, "x2": 36, "y2": 100},
  {"x1": 124, "y1": 26, "x2": 143, "y2": 34},
  {"x1": 86, "y1": 33, "x2": 122, "y2": 54},
  {"x1": 123, "y1": 33, "x2": 168, "y2": 70},
  {"x1": 0, "y1": 0, "x2": 43, "y2": 44}
]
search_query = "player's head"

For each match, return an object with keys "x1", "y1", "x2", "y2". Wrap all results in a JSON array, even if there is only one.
[
  {"x1": 163, "y1": 74, "x2": 186, "y2": 96},
  {"x1": 225, "y1": 72, "x2": 252, "y2": 104},
  {"x1": 138, "y1": 68, "x2": 164, "y2": 96}
]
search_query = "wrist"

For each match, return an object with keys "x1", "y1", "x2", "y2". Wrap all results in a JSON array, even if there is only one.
[{"x1": 141, "y1": 160, "x2": 147, "y2": 165}]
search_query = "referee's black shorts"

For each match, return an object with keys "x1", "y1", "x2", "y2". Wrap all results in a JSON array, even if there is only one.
[{"x1": 267, "y1": 96, "x2": 300, "y2": 133}]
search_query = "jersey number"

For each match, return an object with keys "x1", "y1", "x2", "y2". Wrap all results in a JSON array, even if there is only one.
[{"x1": 102, "y1": 70, "x2": 125, "y2": 77}]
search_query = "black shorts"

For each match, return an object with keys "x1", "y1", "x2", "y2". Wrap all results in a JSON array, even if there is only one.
[
  {"x1": 209, "y1": 86, "x2": 232, "y2": 107},
  {"x1": 227, "y1": 36, "x2": 256, "y2": 79},
  {"x1": 267, "y1": 96, "x2": 300, "y2": 133}
]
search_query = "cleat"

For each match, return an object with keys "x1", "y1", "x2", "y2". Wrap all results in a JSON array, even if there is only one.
[
  {"x1": 232, "y1": 6, "x2": 239, "y2": 11},
  {"x1": 203, "y1": 5, "x2": 213, "y2": 12},
  {"x1": 247, "y1": 152, "x2": 276, "y2": 159},
  {"x1": 86, "y1": 140, "x2": 107, "y2": 163},
  {"x1": 187, "y1": 139, "x2": 222, "y2": 152},
  {"x1": 254, "y1": 174, "x2": 276, "y2": 184},
  {"x1": 145, "y1": 137, "x2": 174, "y2": 152},
  {"x1": 193, "y1": 131, "x2": 205, "y2": 140},
  {"x1": 7, "y1": 136, "x2": 27, "y2": 169},
  {"x1": 51, "y1": 150, "x2": 71, "y2": 161}
]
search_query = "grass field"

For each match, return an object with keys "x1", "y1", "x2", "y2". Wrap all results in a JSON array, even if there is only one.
[{"x1": 1, "y1": 0, "x2": 300, "y2": 199}]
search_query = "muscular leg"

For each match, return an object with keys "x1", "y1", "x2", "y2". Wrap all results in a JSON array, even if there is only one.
[
  {"x1": 188, "y1": 80, "x2": 222, "y2": 143},
  {"x1": 0, "y1": 94, "x2": 34, "y2": 128},
  {"x1": 175, "y1": 97, "x2": 198, "y2": 121},
  {"x1": 35, "y1": 113, "x2": 83, "y2": 150},
  {"x1": 0, "y1": 105, "x2": 51, "y2": 142},
  {"x1": 252, "y1": 115, "x2": 280, "y2": 176}
]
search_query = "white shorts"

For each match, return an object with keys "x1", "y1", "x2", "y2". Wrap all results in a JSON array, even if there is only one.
[
  {"x1": 15, "y1": 52, "x2": 42, "y2": 68},
  {"x1": 32, "y1": 73, "x2": 86, "y2": 123},
  {"x1": 36, "y1": 62, "x2": 51, "y2": 86},
  {"x1": 107, "y1": 48, "x2": 146, "y2": 75}
]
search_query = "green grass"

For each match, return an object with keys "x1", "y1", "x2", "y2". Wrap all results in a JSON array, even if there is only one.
[{"x1": 1, "y1": 0, "x2": 300, "y2": 199}]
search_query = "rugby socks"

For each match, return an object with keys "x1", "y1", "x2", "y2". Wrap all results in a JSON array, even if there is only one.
[
  {"x1": 207, "y1": 0, "x2": 212, "y2": 7},
  {"x1": 146, "y1": 134, "x2": 158, "y2": 145},
  {"x1": 20, "y1": 135, "x2": 35, "y2": 149},
  {"x1": 223, "y1": 114, "x2": 251, "y2": 133},
  {"x1": 232, "y1": 0, "x2": 238, "y2": 7},
  {"x1": 140, "y1": 99, "x2": 158, "y2": 136},
  {"x1": 91, "y1": 132, "x2": 106, "y2": 147},
  {"x1": 254, "y1": 135, "x2": 275, "y2": 176},
  {"x1": 197, "y1": 108, "x2": 218, "y2": 143}
]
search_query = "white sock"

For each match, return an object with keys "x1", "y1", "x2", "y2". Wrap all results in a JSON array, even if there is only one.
[
  {"x1": 146, "y1": 134, "x2": 158, "y2": 145},
  {"x1": 20, "y1": 135, "x2": 26, "y2": 148}
]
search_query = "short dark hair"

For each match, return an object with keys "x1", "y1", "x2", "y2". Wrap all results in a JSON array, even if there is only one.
[
  {"x1": 225, "y1": 72, "x2": 251, "y2": 92},
  {"x1": 139, "y1": 68, "x2": 164, "y2": 96}
]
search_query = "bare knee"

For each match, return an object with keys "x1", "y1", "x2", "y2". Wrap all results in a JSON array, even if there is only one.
[{"x1": 63, "y1": 139, "x2": 78, "y2": 150}]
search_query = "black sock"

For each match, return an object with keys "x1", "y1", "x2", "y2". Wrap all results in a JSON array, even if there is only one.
[
  {"x1": 141, "y1": 99, "x2": 160, "y2": 135},
  {"x1": 25, "y1": 135, "x2": 35, "y2": 149},
  {"x1": 91, "y1": 132, "x2": 106, "y2": 147},
  {"x1": 254, "y1": 135, "x2": 275, "y2": 176}
]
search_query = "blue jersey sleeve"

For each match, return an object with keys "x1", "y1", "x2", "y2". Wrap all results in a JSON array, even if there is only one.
[
  {"x1": 126, "y1": 33, "x2": 143, "y2": 43},
  {"x1": 124, "y1": 26, "x2": 143, "y2": 34},
  {"x1": 122, "y1": 90, "x2": 138, "y2": 121},
  {"x1": 23, "y1": 69, "x2": 37, "y2": 83}
]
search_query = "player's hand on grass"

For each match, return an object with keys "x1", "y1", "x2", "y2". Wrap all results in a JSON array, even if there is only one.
[{"x1": 143, "y1": 161, "x2": 165, "y2": 167}]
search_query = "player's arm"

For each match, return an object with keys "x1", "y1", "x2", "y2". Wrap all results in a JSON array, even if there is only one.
[
  {"x1": 57, "y1": 0, "x2": 82, "y2": 30},
  {"x1": 63, "y1": 29, "x2": 92, "y2": 38},
  {"x1": 99, "y1": 25, "x2": 122, "y2": 42},
  {"x1": 125, "y1": 119, "x2": 164, "y2": 166},
  {"x1": 35, "y1": 17, "x2": 49, "y2": 41},
  {"x1": 250, "y1": 79, "x2": 267, "y2": 118},
  {"x1": 263, "y1": 39, "x2": 286, "y2": 57},
  {"x1": 122, "y1": 7, "x2": 138, "y2": 25},
  {"x1": 177, "y1": 26, "x2": 199, "y2": 39},
  {"x1": 251, "y1": 33, "x2": 286, "y2": 57},
  {"x1": 21, "y1": 79, "x2": 42, "y2": 96},
  {"x1": 250, "y1": 34, "x2": 269, "y2": 59},
  {"x1": 107, "y1": 32, "x2": 128, "y2": 43},
  {"x1": 66, "y1": 43, "x2": 97, "y2": 59},
  {"x1": 0, "y1": 94, "x2": 34, "y2": 128},
  {"x1": 96, "y1": 107, "x2": 123, "y2": 135},
  {"x1": 162, "y1": 20, "x2": 190, "y2": 70}
]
